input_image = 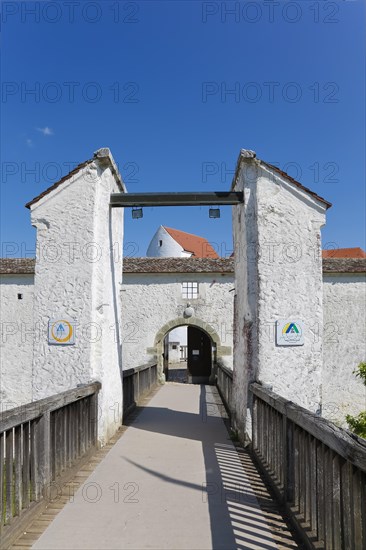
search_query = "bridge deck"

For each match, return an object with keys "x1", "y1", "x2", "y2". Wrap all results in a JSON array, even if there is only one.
[{"x1": 30, "y1": 384, "x2": 300, "y2": 550}]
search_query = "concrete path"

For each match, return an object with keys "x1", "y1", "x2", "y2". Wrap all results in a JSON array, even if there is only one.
[{"x1": 32, "y1": 384, "x2": 300, "y2": 550}]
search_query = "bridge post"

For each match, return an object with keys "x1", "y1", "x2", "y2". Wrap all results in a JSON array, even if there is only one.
[{"x1": 28, "y1": 149, "x2": 125, "y2": 445}]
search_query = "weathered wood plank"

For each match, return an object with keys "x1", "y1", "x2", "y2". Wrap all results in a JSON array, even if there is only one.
[
  {"x1": 298, "y1": 429, "x2": 305, "y2": 518},
  {"x1": 316, "y1": 441, "x2": 325, "y2": 544},
  {"x1": 340, "y1": 460, "x2": 353, "y2": 550},
  {"x1": 324, "y1": 447, "x2": 333, "y2": 549},
  {"x1": 250, "y1": 383, "x2": 366, "y2": 471},
  {"x1": 30, "y1": 419, "x2": 39, "y2": 502},
  {"x1": 14, "y1": 424, "x2": 22, "y2": 516},
  {"x1": 332, "y1": 453, "x2": 342, "y2": 549},
  {"x1": 285, "y1": 418, "x2": 294, "y2": 504},
  {"x1": 353, "y1": 467, "x2": 363, "y2": 549},
  {"x1": 304, "y1": 431, "x2": 311, "y2": 525},
  {"x1": 0, "y1": 382, "x2": 101, "y2": 433},
  {"x1": 309, "y1": 435, "x2": 317, "y2": 534},
  {"x1": 0, "y1": 431, "x2": 4, "y2": 532},
  {"x1": 5, "y1": 428, "x2": 14, "y2": 524},
  {"x1": 22, "y1": 422, "x2": 30, "y2": 509},
  {"x1": 252, "y1": 395, "x2": 257, "y2": 452},
  {"x1": 294, "y1": 425, "x2": 300, "y2": 512}
]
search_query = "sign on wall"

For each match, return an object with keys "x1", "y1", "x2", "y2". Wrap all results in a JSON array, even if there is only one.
[
  {"x1": 276, "y1": 320, "x2": 304, "y2": 346},
  {"x1": 48, "y1": 318, "x2": 75, "y2": 345}
]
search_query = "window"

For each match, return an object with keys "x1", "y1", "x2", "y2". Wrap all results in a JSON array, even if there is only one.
[
  {"x1": 159, "y1": 240, "x2": 163, "y2": 247},
  {"x1": 17, "y1": 293, "x2": 23, "y2": 300},
  {"x1": 181, "y1": 282, "x2": 198, "y2": 299}
]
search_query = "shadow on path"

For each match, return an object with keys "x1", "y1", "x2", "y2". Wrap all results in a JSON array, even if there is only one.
[{"x1": 127, "y1": 385, "x2": 301, "y2": 550}]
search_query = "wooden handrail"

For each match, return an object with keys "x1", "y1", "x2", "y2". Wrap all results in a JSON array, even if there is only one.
[
  {"x1": 250, "y1": 382, "x2": 366, "y2": 549},
  {"x1": 0, "y1": 382, "x2": 101, "y2": 548}
]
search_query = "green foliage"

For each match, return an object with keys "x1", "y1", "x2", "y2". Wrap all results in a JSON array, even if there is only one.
[
  {"x1": 229, "y1": 428, "x2": 240, "y2": 443},
  {"x1": 346, "y1": 362, "x2": 366, "y2": 439},
  {"x1": 346, "y1": 412, "x2": 366, "y2": 439},
  {"x1": 353, "y1": 362, "x2": 366, "y2": 385}
]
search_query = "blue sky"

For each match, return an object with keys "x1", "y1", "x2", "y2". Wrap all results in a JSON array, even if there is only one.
[{"x1": 1, "y1": 0, "x2": 365, "y2": 258}]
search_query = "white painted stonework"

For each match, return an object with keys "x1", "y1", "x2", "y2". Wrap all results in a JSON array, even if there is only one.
[
  {"x1": 0, "y1": 274, "x2": 34, "y2": 409},
  {"x1": 121, "y1": 271, "x2": 234, "y2": 375},
  {"x1": 29, "y1": 150, "x2": 125, "y2": 445},
  {"x1": 322, "y1": 273, "x2": 366, "y2": 426},
  {"x1": 232, "y1": 151, "x2": 327, "y2": 435}
]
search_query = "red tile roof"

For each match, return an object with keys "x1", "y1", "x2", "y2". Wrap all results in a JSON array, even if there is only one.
[
  {"x1": 322, "y1": 247, "x2": 366, "y2": 259},
  {"x1": 163, "y1": 227, "x2": 219, "y2": 259}
]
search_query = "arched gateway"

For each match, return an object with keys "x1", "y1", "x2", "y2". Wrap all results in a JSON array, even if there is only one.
[{"x1": 153, "y1": 316, "x2": 232, "y2": 384}]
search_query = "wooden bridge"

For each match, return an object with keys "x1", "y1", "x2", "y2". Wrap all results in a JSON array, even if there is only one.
[{"x1": 1, "y1": 364, "x2": 365, "y2": 549}]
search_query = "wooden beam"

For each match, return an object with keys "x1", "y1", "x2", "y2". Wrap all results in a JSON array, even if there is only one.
[{"x1": 110, "y1": 191, "x2": 244, "y2": 207}]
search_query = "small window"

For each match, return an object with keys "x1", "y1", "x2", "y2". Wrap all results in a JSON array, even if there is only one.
[
  {"x1": 172, "y1": 345, "x2": 177, "y2": 350},
  {"x1": 181, "y1": 282, "x2": 198, "y2": 299},
  {"x1": 17, "y1": 293, "x2": 23, "y2": 300},
  {"x1": 159, "y1": 240, "x2": 163, "y2": 247}
]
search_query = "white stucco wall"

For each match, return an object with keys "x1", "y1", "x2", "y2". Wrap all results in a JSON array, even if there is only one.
[
  {"x1": 121, "y1": 272, "x2": 234, "y2": 371},
  {"x1": 255, "y1": 164, "x2": 326, "y2": 412},
  {"x1": 146, "y1": 226, "x2": 191, "y2": 257},
  {"x1": 232, "y1": 152, "x2": 327, "y2": 437},
  {"x1": 0, "y1": 274, "x2": 34, "y2": 409},
  {"x1": 168, "y1": 342, "x2": 181, "y2": 364},
  {"x1": 29, "y1": 151, "x2": 124, "y2": 444},
  {"x1": 322, "y1": 273, "x2": 366, "y2": 426}
]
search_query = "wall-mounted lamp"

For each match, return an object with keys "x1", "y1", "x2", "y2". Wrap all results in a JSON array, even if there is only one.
[
  {"x1": 132, "y1": 208, "x2": 143, "y2": 219},
  {"x1": 209, "y1": 207, "x2": 220, "y2": 219}
]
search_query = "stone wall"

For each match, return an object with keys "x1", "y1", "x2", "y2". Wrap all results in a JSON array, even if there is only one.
[
  {"x1": 28, "y1": 150, "x2": 124, "y2": 445},
  {"x1": 322, "y1": 272, "x2": 366, "y2": 426},
  {"x1": 121, "y1": 271, "x2": 234, "y2": 378},
  {"x1": 0, "y1": 274, "x2": 34, "y2": 409},
  {"x1": 232, "y1": 150, "x2": 328, "y2": 437}
]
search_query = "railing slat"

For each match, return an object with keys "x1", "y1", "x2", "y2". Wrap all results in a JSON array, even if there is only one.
[
  {"x1": 309, "y1": 435, "x2": 317, "y2": 535},
  {"x1": 353, "y1": 468, "x2": 363, "y2": 548},
  {"x1": 0, "y1": 431, "x2": 4, "y2": 532},
  {"x1": 5, "y1": 428, "x2": 14, "y2": 524},
  {"x1": 22, "y1": 422, "x2": 30, "y2": 510},
  {"x1": 304, "y1": 432, "x2": 311, "y2": 526},
  {"x1": 316, "y1": 441, "x2": 325, "y2": 545},
  {"x1": 14, "y1": 425, "x2": 22, "y2": 516},
  {"x1": 332, "y1": 453, "x2": 342, "y2": 549},
  {"x1": 323, "y1": 447, "x2": 333, "y2": 548},
  {"x1": 340, "y1": 460, "x2": 353, "y2": 549}
]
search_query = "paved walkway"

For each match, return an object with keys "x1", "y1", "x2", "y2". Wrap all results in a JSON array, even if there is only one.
[{"x1": 31, "y1": 384, "x2": 300, "y2": 550}]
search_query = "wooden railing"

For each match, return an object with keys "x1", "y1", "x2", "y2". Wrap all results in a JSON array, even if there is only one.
[
  {"x1": 250, "y1": 382, "x2": 366, "y2": 550},
  {"x1": 123, "y1": 363, "x2": 158, "y2": 417},
  {"x1": 0, "y1": 382, "x2": 101, "y2": 548},
  {"x1": 216, "y1": 363, "x2": 233, "y2": 415}
]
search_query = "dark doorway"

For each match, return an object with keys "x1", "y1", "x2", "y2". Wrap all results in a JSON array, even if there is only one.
[
  {"x1": 187, "y1": 326, "x2": 212, "y2": 384},
  {"x1": 163, "y1": 325, "x2": 213, "y2": 384},
  {"x1": 163, "y1": 334, "x2": 169, "y2": 381}
]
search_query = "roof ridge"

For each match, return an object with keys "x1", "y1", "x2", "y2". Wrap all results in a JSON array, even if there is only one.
[{"x1": 163, "y1": 226, "x2": 208, "y2": 239}]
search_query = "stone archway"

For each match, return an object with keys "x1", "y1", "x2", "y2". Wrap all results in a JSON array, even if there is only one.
[{"x1": 151, "y1": 316, "x2": 232, "y2": 383}]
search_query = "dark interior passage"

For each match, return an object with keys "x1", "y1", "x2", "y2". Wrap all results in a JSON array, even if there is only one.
[{"x1": 164, "y1": 326, "x2": 213, "y2": 384}]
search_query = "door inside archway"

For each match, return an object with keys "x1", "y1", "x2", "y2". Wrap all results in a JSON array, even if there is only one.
[
  {"x1": 163, "y1": 326, "x2": 213, "y2": 384},
  {"x1": 187, "y1": 326, "x2": 212, "y2": 383}
]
